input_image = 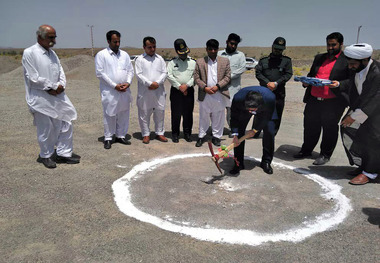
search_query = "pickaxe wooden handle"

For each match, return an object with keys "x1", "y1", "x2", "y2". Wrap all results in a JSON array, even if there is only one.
[{"x1": 208, "y1": 129, "x2": 257, "y2": 174}]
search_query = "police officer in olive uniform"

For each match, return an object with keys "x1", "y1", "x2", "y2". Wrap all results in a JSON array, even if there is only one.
[
  {"x1": 167, "y1": 39, "x2": 196, "y2": 143},
  {"x1": 252, "y1": 37, "x2": 293, "y2": 173}
]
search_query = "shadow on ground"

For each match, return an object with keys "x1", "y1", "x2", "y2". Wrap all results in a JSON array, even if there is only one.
[{"x1": 362, "y1": 208, "x2": 380, "y2": 228}]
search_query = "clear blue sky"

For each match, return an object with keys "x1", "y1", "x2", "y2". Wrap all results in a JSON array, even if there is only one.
[{"x1": 0, "y1": 0, "x2": 379, "y2": 49}]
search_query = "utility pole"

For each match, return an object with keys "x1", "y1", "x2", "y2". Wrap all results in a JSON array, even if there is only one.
[
  {"x1": 87, "y1": 25, "x2": 94, "y2": 56},
  {"x1": 356, "y1": 25, "x2": 362, "y2": 44}
]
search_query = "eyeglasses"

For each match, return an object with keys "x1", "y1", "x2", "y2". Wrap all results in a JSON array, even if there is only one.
[{"x1": 47, "y1": 36, "x2": 57, "y2": 40}]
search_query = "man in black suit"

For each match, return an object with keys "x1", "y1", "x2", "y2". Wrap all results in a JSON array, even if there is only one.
[
  {"x1": 294, "y1": 32, "x2": 350, "y2": 165},
  {"x1": 229, "y1": 86, "x2": 276, "y2": 175}
]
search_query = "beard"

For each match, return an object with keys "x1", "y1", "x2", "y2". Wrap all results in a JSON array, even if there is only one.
[
  {"x1": 328, "y1": 49, "x2": 340, "y2": 56},
  {"x1": 226, "y1": 46, "x2": 236, "y2": 54},
  {"x1": 350, "y1": 61, "x2": 366, "y2": 73}
]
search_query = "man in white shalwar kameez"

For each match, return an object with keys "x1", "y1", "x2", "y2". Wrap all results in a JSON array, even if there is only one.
[
  {"x1": 22, "y1": 25, "x2": 79, "y2": 168},
  {"x1": 95, "y1": 30, "x2": 134, "y2": 149},
  {"x1": 135, "y1": 36, "x2": 168, "y2": 144}
]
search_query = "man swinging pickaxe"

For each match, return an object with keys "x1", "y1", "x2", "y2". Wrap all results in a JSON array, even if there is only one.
[{"x1": 208, "y1": 86, "x2": 277, "y2": 175}]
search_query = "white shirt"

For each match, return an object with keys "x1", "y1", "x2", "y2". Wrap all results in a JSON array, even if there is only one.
[
  {"x1": 95, "y1": 48, "x2": 134, "y2": 116},
  {"x1": 135, "y1": 53, "x2": 167, "y2": 111},
  {"x1": 218, "y1": 49, "x2": 246, "y2": 102},
  {"x1": 202, "y1": 57, "x2": 225, "y2": 112},
  {"x1": 22, "y1": 43, "x2": 77, "y2": 123}
]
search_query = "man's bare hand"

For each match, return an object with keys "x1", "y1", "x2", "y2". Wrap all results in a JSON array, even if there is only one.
[
  {"x1": 233, "y1": 135, "x2": 240, "y2": 147},
  {"x1": 341, "y1": 115, "x2": 355, "y2": 128},
  {"x1": 149, "y1": 82, "x2": 159, "y2": 90},
  {"x1": 118, "y1": 83, "x2": 130, "y2": 92},
  {"x1": 267, "y1": 82, "x2": 276, "y2": 91},
  {"x1": 328, "y1": 80, "x2": 340, "y2": 89},
  {"x1": 56, "y1": 85, "x2": 65, "y2": 94},
  {"x1": 211, "y1": 85, "x2": 219, "y2": 92},
  {"x1": 121, "y1": 83, "x2": 130, "y2": 89},
  {"x1": 246, "y1": 129, "x2": 256, "y2": 138},
  {"x1": 205, "y1": 87, "x2": 215, "y2": 94},
  {"x1": 115, "y1": 84, "x2": 124, "y2": 91},
  {"x1": 179, "y1": 84, "x2": 188, "y2": 95},
  {"x1": 47, "y1": 89, "x2": 58, "y2": 96}
]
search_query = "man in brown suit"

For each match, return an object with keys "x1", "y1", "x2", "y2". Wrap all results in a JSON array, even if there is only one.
[{"x1": 194, "y1": 39, "x2": 231, "y2": 147}]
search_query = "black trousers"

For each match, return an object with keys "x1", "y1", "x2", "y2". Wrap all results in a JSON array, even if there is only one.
[
  {"x1": 170, "y1": 86, "x2": 194, "y2": 136},
  {"x1": 251, "y1": 98, "x2": 284, "y2": 164},
  {"x1": 234, "y1": 110, "x2": 277, "y2": 166},
  {"x1": 301, "y1": 97, "x2": 346, "y2": 158}
]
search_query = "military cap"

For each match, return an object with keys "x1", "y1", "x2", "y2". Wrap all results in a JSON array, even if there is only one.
[
  {"x1": 174, "y1": 38, "x2": 190, "y2": 54},
  {"x1": 273, "y1": 37, "x2": 286, "y2": 50}
]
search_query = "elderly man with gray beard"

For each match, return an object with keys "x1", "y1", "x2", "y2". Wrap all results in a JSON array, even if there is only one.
[{"x1": 22, "y1": 25, "x2": 80, "y2": 168}]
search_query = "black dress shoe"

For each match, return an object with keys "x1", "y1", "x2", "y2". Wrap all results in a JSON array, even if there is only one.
[
  {"x1": 293, "y1": 151, "x2": 312, "y2": 159},
  {"x1": 184, "y1": 134, "x2": 192, "y2": 142},
  {"x1": 347, "y1": 167, "x2": 363, "y2": 176},
  {"x1": 229, "y1": 164, "x2": 245, "y2": 175},
  {"x1": 115, "y1": 137, "x2": 131, "y2": 145},
  {"x1": 212, "y1": 137, "x2": 221, "y2": 147},
  {"x1": 71, "y1": 153, "x2": 81, "y2": 160},
  {"x1": 313, "y1": 155, "x2": 330, "y2": 165},
  {"x1": 56, "y1": 155, "x2": 80, "y2": 164},
  {"x1": 195, "y1": 138, "x2": 204, "y2": 147},
  {"x1": 37, "y1": 156, "x2": 56, "y2": 169},
  {"x1": 104, "y1": 140, "x2": 112, "y2": 149},
  {"x1": 260, "y1": 162, "x2": 273, "y2": 174},
  {"x1": 172, "y1": 135, "x2": 179, "y2": 143}
]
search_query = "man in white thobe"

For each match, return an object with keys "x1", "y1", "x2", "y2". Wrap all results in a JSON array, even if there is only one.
[
  {"x1": 95, "y1": 30, "x2": 134, "y2": 149},
  {"x1": 218, "y1": 33, "x2": 246, "y2": 137},
  {"x1": 135, "y1": 36, "x2": 168, "y2": 144},
  {"x1": 22, "y1": 25, "x2": 79, "y2": 168}
]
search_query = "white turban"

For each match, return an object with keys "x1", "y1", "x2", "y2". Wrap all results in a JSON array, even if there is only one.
[{"x1": 344, "y1": 43, "x2": 373, "y2": 60}]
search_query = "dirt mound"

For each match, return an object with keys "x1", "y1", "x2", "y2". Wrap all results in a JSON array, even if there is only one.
[
  {"x1": 0, "y1": 56, "x2": 22, "y2": 74},
  {"x1": 60, "y1": 55, "x2": 94, "y2": 72},
  {"x1": 60, "y1": 55, "x2": 97, "y2": 81}
]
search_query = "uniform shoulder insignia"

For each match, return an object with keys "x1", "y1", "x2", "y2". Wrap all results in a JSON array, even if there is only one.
[
  {"x1": 259, "y1": 56, "x2": 268, "y2": 61},
  {"x1": 191, "y1": 58, "x2": 196, "y2": 61},
  {"x1": 282, "y1": 55, "x2": 291, "y2": 60}
]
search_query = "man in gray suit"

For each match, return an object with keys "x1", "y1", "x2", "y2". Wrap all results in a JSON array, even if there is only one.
[{"x1": 194, "y1": 39, "x2": 231, "y2": 147}]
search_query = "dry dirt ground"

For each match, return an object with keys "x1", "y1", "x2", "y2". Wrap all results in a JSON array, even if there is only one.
[{"x1": 0, "y1": 55, "x2": 379, "y2": 263}]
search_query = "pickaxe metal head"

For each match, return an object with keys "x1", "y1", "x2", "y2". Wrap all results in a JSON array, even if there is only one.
[{"x1": 208, "y1": 141, "x2": 222, "y2": 174}]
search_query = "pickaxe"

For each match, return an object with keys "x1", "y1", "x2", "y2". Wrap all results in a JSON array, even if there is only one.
[{"x1": 208, "y1": 130, "x2": 256, "y2": 174}]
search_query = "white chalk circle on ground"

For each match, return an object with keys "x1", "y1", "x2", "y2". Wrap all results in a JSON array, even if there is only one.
[{"x1": 112, "y1": 153, "x2": 352, "y2": 246}]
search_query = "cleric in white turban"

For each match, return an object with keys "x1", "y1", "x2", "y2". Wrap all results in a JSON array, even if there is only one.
[{"x1": 330, "y1": 43, "x2": 380, "y2": 185}]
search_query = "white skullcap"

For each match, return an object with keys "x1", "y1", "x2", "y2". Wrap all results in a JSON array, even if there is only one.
[{"x1": 344, "y1": 43, "x2": 373, "y2": 59}]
